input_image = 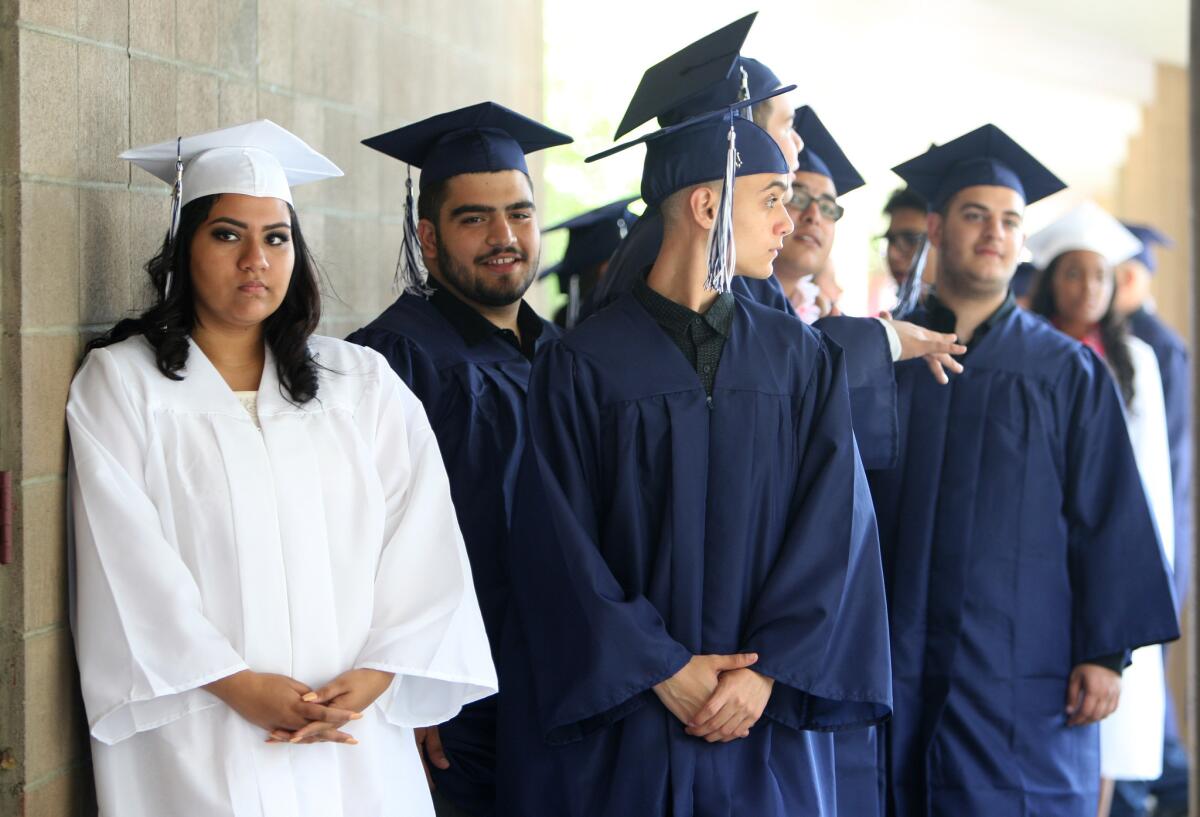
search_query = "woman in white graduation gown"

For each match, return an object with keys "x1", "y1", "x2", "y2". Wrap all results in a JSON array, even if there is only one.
[
  {"x1": 1026, "y1": 202, "x2": 1176, "y2": 802},
  {"x1": 67, "y1": 120, "x2": 497, "y2": 817}
]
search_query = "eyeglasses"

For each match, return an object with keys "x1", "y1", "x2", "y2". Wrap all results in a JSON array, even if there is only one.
[
  {"x1": 786, "y1": 189, "x2": 844, "y2": 222},
  {"x1": 882, "y1": 230, "x2": 927, "y2": 252}
]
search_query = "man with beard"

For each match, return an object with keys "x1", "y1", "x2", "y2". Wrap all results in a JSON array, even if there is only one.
[
  {"x1": 347, "y1": 102, "x2": 572, "y2": 817},
  {"x1": 871, "y1": 125, "x2": 1179, "y2": 816}
]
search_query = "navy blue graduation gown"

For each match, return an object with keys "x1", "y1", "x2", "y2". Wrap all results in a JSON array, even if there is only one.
[
  {"x1": 584, "y1": 207, "x2": 899, "y2": 470},
  {"x1": 347, "y1": 293, "x2": 559, "y2": 816},
  {"x1": 869, "y1": 305, "x2": 1179, "y2": 817},
  {"x1": 498, "y1": 293, "x2": 892, "y2": 817},
  {"x1": 1128, "y1": 306, "x2": 1191, "y2": 742},
  {"x1": 1129, "y1": 308, "x2": 1191, "y2": 607}
]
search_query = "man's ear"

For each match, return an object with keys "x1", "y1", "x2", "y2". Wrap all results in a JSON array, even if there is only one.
[
  {"x1": 417, "y1": 219, "x2": 438, "y2": 264},
  {"x1": 1113, "y1": 262, "x2": 1135, "y2": 293},
  {"x1": 689, "y1": 184, "x2": 719, "y2": 231},
  {"x1": 927, "y1": 211, "x2": 944, "y2": 251}
]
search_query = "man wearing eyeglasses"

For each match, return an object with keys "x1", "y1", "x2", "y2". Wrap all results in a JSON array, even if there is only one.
[
  {"x1": 881, "y1": 187, "x2": 936, "y2": 290},
  {"x1": 772, "y1": 108, "x2": 856, "y2": 314}
]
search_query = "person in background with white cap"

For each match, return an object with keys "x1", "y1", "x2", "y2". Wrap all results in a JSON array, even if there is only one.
[
  {"x1": 66, "y1": 120, "x2": 497, "y2": 817},
  {"x1": 1026, "y1": 203, "x2": 1176, "y2": 816},
  {"x1": 1111, "y1": 223, "x2": 1191, "y2": 817}
]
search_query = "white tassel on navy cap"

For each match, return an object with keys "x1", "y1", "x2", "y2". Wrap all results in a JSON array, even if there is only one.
[
  {"x1": 396, "y1": 166, "x2": 432, "y2": 296},
  {"x1": 704, "y1": 117, "x2": 738, "y2": 293}
]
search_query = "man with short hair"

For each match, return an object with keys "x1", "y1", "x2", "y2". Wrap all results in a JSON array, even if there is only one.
[
  {"x1": 499, "y1": 97, "x2": 891, "y2": 817},
  {"x1": 348, "y1": 102, "x2": 572, "y2": 817},
  {"x1": 881, "y1": 187, "x2": 934, "y2": 289},
  {"x1": 871, "y1": 125, "x2": 1179, "y2": 816},
  {"x1": 771, "y1": 107, "x2": 862, "y2": 313},
  {"x1": 585, "y1": 19, "x2": 965, "y2": 472}
]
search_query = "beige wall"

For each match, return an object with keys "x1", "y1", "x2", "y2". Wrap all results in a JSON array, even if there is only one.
[
  {"x1": 1118, "y1": 62, "x2": 1191, "y2": 342},
  {"x1": 0, "y1": 1, "x2": 544, "y2": 813}
]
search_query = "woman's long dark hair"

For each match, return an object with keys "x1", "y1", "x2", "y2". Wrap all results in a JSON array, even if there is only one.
[
  {"x1": 87, "y1": 194, "x2": 322, "y2": 404},
  {"x1": 1029, "y1": 253, "x2": 1135, "y2": 407}
]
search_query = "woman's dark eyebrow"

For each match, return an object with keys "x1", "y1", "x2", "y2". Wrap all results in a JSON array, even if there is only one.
[{"x1": 208, "y1": 216, "x2": 292, "y2": 230}]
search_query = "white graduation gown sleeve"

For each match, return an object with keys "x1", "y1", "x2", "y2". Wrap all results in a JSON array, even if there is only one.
[
  {"x1": 1099, "y1": 336, "x2": 1174, "y2": 781},
  {"x1": 354, "y1": 351, "x2": 498, "y2": 725},
  {"x1": 67, "y1": 347, "x2": 248, "y2": 746}
]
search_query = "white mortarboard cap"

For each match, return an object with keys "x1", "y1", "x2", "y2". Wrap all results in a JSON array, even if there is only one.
[
  {"x1": 1025, "y1": 200, "x2": 1144, "y2": 269},
  {"x1": 120, "y1": 119, "x2": 342, "y2": 207}
]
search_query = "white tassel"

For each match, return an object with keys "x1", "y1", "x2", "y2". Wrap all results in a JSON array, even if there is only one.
[
  {"x1": 396, "y1": 167, "x2": 432, "y2": 296},
  {"x1": 164, "y1": 137, "x2": 183, "y2": 297},
  {"x1": 566, "y1": 276, "x2": 581, "y2": 329},
  {"x1": 893, "y1": 237, "x2": 930, "y2": 319},
  {"x1": 704, "y1": 122, "x2": 738, "y2": 293}
]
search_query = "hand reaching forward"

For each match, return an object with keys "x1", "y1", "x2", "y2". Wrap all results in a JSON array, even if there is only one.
[
  {"x1": 204, "y1": 670, "x2": 362, "y2": 743},
  {"x1": 685, "y1": 668, "x2": 775, "y2": 743},
  {"x1": 880, "y1": 312, "x2": 967, "y2": 385},
  {"x1": 267, "y1": 668, "x2": 395, "y2": 744},
  {"x1": 653, "y1": 653, "x2": 758, "y2": 727},
  {"x1": 1065, "y1": 663, "x2": 1121, "y2": 726}
]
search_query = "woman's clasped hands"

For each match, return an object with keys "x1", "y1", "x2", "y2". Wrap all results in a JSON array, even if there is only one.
[{"x1": 205, "y1": 668, "x2": 395, "y2": 746}]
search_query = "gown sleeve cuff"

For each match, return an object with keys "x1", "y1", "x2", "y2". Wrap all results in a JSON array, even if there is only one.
[
  {"x1": 88, "y1": 659, "x2": 249, "y2": 746},
  {"x1": 543, "y1": 644, "x2": 692, "y2": 745},
  {"x1": 357, "y1": 660, "x2": 498, "y2": 729},
  {"x1": 874, "y1": 317, "x2": 903, "y2": 362},
  {"x1": 1083, "y1": 651, "x2": 1129, "y2": 675},
  {"x1": 755, "y1": 663, "x2": 892, "y2": 733}
]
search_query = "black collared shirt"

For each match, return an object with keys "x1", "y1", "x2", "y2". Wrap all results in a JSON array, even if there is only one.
[
  {"x1": 924, "y1": 290, "x2": 1017, "y2": 352},
  {"x1": 633, "y1": 278, "x2": 735, "y2": 396},
  {"x1": 428, "y1": 284, "x2": 545, "y2": 360}
]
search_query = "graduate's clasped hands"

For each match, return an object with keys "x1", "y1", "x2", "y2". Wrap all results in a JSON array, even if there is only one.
[
  {"x1": 204, "y1": 667, "x2": 396, "y2": 745},
  {"x1": 653, "y1": 653, "x2": 776, "y2": 743}
]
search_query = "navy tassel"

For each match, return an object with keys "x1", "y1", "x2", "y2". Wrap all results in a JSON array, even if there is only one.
[{"x1": 396, "y1": 166, "x2": 432, "y2": 296}]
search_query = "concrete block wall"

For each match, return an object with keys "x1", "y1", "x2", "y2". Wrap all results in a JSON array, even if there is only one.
[{"x1": 0, "y1": 1, "x2": 545, "y2": 813}]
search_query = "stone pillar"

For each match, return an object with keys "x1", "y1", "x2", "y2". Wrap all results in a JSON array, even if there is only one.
[
  {"x1": 1191, "y1": 2, "x2": 1200, "y2": 813},
  {"x1": 0, "y1": 2, "x2": 545, "y2": 814}
]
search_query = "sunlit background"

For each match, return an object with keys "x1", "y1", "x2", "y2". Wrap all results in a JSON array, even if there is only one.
[{"x1": 532, "y1": 0, "x2": 1189, "y2": 325}]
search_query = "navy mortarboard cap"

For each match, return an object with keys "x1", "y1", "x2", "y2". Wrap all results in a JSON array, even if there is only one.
[
  {"x1": 892, "y1": 124, "x2": 1065, "y2": 210},
  {"x1": 363, "y1": 101, "x2": 571, "y2": 187},
  {"x1": 540, "y1": 197, "x2": 639, "y2": 284},
  {"x1": 1011, "y1": 261, "x2": 1038, "y2": 298},
  {"x1": 587, "y1": 86, "x2": 793, "y2": 293},
  {"x1": 658, "y1": 57, "x2": 782, "y2": 128},
  {"x1": 792, "y1": 106, "x2": 865, "y2": 196},
  {"x1": 541, "y1": 197, "x2": 639, "y2": 329},
  {"x1": 615, "y1": 13, "x2": 766, "y2": 138},
  {"x1": 1121, "y1": 222, "x2": 1174, "y2": 273},
  {"x1": 362, "y1": 102, "x2": 572, "y2": 295}
]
